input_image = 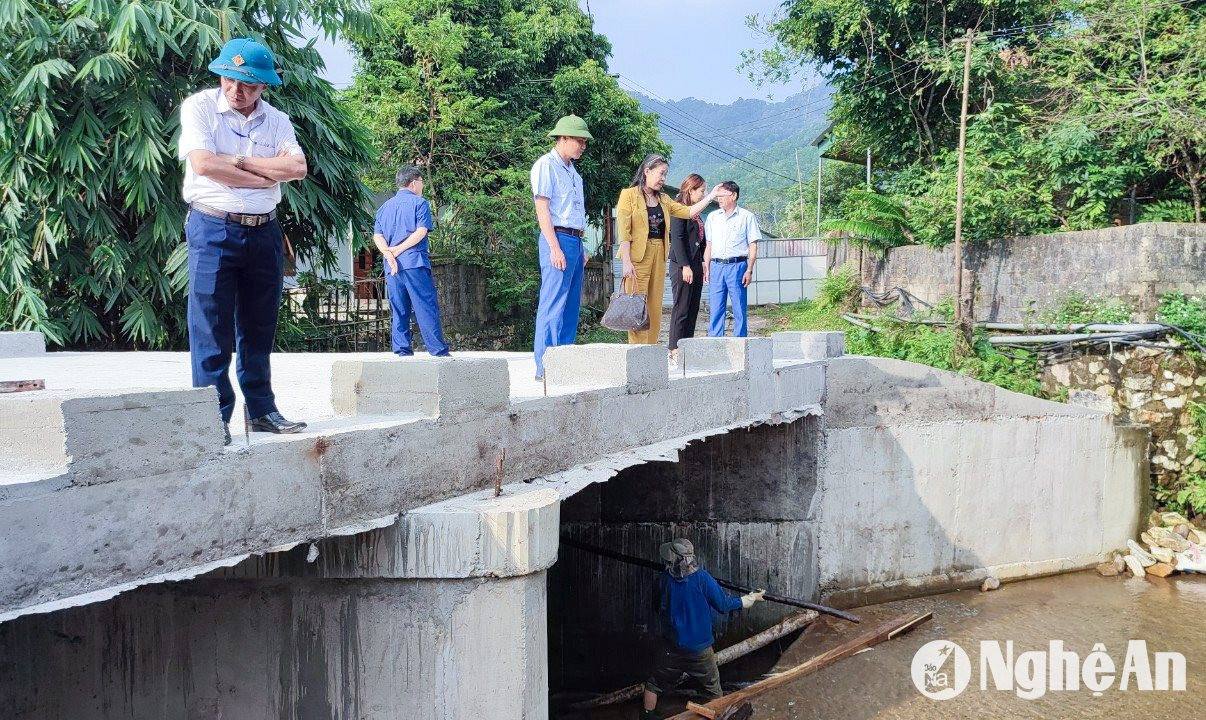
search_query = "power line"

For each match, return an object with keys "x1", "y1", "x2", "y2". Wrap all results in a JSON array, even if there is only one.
[{"x1": 615, "y1": 74, "x2": 782, "y2": 158}]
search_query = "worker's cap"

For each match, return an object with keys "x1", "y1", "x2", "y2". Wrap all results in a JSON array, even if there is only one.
[
  {"x1": 209, "y1": 38, "x2": 282, "y2": 87},
  {"x1": 548, "y1": 114, "x2": 594, "y2": 140},
  {"x1": 659, "y1": 538, "x2": 694, "y2": 563}
]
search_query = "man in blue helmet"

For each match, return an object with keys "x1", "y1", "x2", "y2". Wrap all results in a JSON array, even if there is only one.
[{"x1": 178, "y1": 38, "x2": 309, "y2": 444}]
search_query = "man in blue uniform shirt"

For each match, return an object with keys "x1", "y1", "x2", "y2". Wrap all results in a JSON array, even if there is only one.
[
  {"x1": 179, "y1": 38, "x2": 309, "y2": 444},
  {"x1": 530, "y1": 114, "x2": 592, "y2": 379},
  {"x1": 372, "y1": 166, "x2": 451, "y2": 357},
  {"x1": 641, "y1": 538, "x2": 764, "y2": 719}
]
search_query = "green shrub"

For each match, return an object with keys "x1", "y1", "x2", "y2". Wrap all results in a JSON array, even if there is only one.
[
  {"x1": 1157, "y1": 292, "x2": 1206, "y2": 338},
  {"x1": 1043, "y1": 292, "x2": 1133, "y2": 324},
  {"x1": 817, "y1": 266, "x2": 859, "y2": 311},
  {"x1": 1171, "y1": 402, "x2": 1206, "y2": 519}
]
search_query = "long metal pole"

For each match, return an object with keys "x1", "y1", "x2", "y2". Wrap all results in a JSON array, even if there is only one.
[
  {"x1": 815, "y1": 154, "x2": 823, "y2": 238},
  {"x1": 953, "y1": 28, "x2": 974, "y2": 322},
  {"x1": 560, "y1": 536, "x2": 860, "y2": 623}
]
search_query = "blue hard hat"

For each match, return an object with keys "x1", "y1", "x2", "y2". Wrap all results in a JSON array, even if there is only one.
[{"x1": 208, "y1": 38, "x2": 282, "y2": 86}]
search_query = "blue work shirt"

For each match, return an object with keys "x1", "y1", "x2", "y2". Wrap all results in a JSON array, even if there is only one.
[
  {"x1": 657, "y1": 569, "x2": 744, "y2": 653},
  {"x1": 530, "y1": 148, "x2": 586, "y2": 230},
  {"x1": 374, "y1": 189, "x2": 434, "y2": 270}
]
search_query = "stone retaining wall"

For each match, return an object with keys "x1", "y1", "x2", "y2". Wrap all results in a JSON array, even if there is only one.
[{"x1": 1044, "y1": 345, "x2": 1205, "y2": 491}]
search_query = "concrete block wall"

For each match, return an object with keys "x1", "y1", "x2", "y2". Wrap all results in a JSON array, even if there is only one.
[{"x1": 859, "y1": 222, "x2": 1206, "y2": 321}]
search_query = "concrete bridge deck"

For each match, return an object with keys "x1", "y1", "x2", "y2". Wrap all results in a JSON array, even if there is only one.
[
  {"x1": 0, "y1": 331, "x2": 1150, "y2": 719},
  {"x1": 0, "y1": 333, "x2": 829, "y2": 622}
]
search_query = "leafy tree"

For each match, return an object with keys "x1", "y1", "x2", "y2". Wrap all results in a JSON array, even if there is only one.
[
  {"x1": 1043, "y1": 0, "x2": 1206, "y2": 220},
  {"x1": 746, "y1": 0, "x2": 1062, "y2": 166},
  {"x1": 0, "y1": 0, "x2": 375, "y2": 347},
  {"x1": 344, "y1": 0, "x2": 667, "y2": 313}
]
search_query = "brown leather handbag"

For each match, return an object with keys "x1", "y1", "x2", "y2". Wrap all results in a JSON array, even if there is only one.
[{"x1": 601, "y1": 276, "x2": 650, "y2": 332}]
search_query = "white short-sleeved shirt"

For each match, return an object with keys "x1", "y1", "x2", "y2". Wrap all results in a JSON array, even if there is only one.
[
  {"x1": 530, "y1": 149, "x2": 586, "y2": 230},
  {"x1": 705, "y1": 206, "x2": 762, "y2": 260},
  {"x1": 178, "y1": 89, "x2": 305, "y2": 214}
]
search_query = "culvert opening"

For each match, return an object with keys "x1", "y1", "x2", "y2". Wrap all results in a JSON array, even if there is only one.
[{"x1": 547, "y1": 415, "x2": 821, "y2": 717}]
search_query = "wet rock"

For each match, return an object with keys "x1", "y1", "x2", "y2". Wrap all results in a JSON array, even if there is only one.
[
  {"x1": 1150, "y1": 526, "x2": 1192, "y2": 552},
  {"x1": 1113, "y1": 554, "x2": 1127, "y2": 574},
  {"x1": 1174, "y1": 523, "x2": 1192, "y2": 539},
  {"x1": 1127, "y1": 540, "x2": 1156, "y2": 566},
  {"x1": 1097, "y1": 562, "x2": 1120, "y2": 577},
  {"x1": 981, "y1": 577, "x2": 1001, "y2": 592},
  {"x1": 1148, "y1": 546, "x2": 1175, "y2": 564},
  {"x1": 1146, "y1": 562, "x2": 1175, "y2": 578},
  {"x1": 1124, "y1": 554, "x2": 1146, "y2": 577}
]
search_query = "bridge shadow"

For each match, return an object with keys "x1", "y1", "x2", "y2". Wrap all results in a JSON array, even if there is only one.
[{"x1": 546, "y1": 381, "x2": 987, "y2": 718}]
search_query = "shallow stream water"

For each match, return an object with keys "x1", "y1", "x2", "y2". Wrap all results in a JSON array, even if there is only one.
[{"x1": 565, "y1": 570, "x2": 1204, "y2": 719}]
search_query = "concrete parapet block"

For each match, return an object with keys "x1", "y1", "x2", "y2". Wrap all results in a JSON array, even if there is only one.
[
  {"x1": 773, "y1": 331, "x2": 844, "y2": 360},
  {"x1": 676, "y1": 336, "x2": 773, "y2": 375},
  {"x1": 331, "y1": 357, "x2": 510, "y2": 420},
  {"x1": 0, "y1": 331, "x2": 45, "y2": 357},
  {"x1": 677, "y1": 337, "x2": 775, "y2": 414},
  {"x1": 0, "y1": 388, "x2": 223, "y2": 485},
  {"x1": 544, "y1": 343, "x2": 667, "y2": 394}
]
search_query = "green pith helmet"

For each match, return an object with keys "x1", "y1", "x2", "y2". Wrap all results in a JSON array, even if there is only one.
[{"x1": 548, "y1": 114, "x2": 594, "y2": 140}]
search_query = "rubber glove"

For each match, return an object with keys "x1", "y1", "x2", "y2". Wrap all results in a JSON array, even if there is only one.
[{"x1": 741, "y1": 589, "x2": 766, "y2": 609}]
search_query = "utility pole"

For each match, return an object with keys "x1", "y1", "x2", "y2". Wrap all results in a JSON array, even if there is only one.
[
  {"x1": 795, "y1": 149, "x2": 806, "y2": 238},
  {"x1": 953, "y1": 28, "x2": 974, "y2": 328},
  {"x1": 815, "y1": 153, "x2": 823, "y2": 238}
]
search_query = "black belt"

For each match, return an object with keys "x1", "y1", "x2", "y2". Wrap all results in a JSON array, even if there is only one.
[
  {"x1": 190, "y1": 202, "x2": 277, "y2": 227},
  {"x1": 711, "y1": 255, "x2": 748, "y2": 264},
  {"x1": 553, "y1": 226, "x2": 584, "y2": 238}
]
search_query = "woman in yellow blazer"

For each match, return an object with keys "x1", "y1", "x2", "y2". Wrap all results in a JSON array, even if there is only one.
[{"x1": 616, "y1": 154, "x2": 720, "y2": 345}]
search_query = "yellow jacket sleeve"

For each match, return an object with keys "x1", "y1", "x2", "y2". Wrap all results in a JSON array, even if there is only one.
[
  {"x1": 617, "y1": 188, "x2": 634, "y2": 244},
  {"x1": 664, "y1": 194, "x2": 694, "y2": 219}
]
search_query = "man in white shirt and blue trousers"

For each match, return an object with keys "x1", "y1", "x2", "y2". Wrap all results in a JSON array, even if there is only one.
[
  {"x1": 704, "y1": 181, "x2": 762, "y2": 337},
  {"x1": 530, "y1": 115, "x2": 593, "y2": 380},
  {"x1": 178, "y1": 38, "x2": 309, "y2": 444}
]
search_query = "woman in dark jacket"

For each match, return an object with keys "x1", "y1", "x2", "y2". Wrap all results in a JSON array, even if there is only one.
[{"x1": 667, "y1": 173, "x2": 708, "y2": 363}]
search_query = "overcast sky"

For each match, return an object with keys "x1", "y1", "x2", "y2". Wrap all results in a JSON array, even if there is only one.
[{"x1": 313, "y1": 0, "x2": 817, "y2": 103}]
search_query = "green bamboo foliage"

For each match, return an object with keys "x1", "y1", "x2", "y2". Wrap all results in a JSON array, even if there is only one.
[{"x1": 0, "y1": 0, "x2": 376, "y2": 347}]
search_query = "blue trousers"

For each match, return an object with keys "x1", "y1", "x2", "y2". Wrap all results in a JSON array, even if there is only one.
[
  {"x1": 186, "y1": 211, "x2": 284, "y2": 423},
  {"x1": 707, "y1": 260, "x2": 749, "y2": 337},
  {"x1": 386, "y1": 264, "x2": 450, "y2": 356},
  {"x1": 534, "y1": 232, "x2": 584, "y2": 376}
]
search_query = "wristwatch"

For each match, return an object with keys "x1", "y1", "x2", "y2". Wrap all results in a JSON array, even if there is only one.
[{"x1": 234, "y1": 154, "x2": 246, "y2": 170}]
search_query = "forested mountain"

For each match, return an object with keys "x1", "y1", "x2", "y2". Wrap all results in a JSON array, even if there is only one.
[{"x1": 629, "y1": 84, "x2": 833, "y2": 233}]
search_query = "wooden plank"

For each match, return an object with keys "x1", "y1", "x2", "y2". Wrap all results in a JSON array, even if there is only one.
[
  {"x1": 570, "y1": 610, "x2": 818, "y2": 710},
  {"x1": 677, "y1": 612, "x2": 932, "y2": 720},
  {"x1": 0, "y1": 379, "x2": 45, "y2": 394}
]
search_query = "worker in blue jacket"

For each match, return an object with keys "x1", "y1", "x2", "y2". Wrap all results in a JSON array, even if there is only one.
[{"x1": 641, "y1": 538, "x2": 765, "y2": 719}]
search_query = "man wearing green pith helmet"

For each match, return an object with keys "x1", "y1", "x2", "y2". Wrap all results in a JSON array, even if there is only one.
[{"x1": 530, "y1": 114, "x2": 593, "y2": 380}]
